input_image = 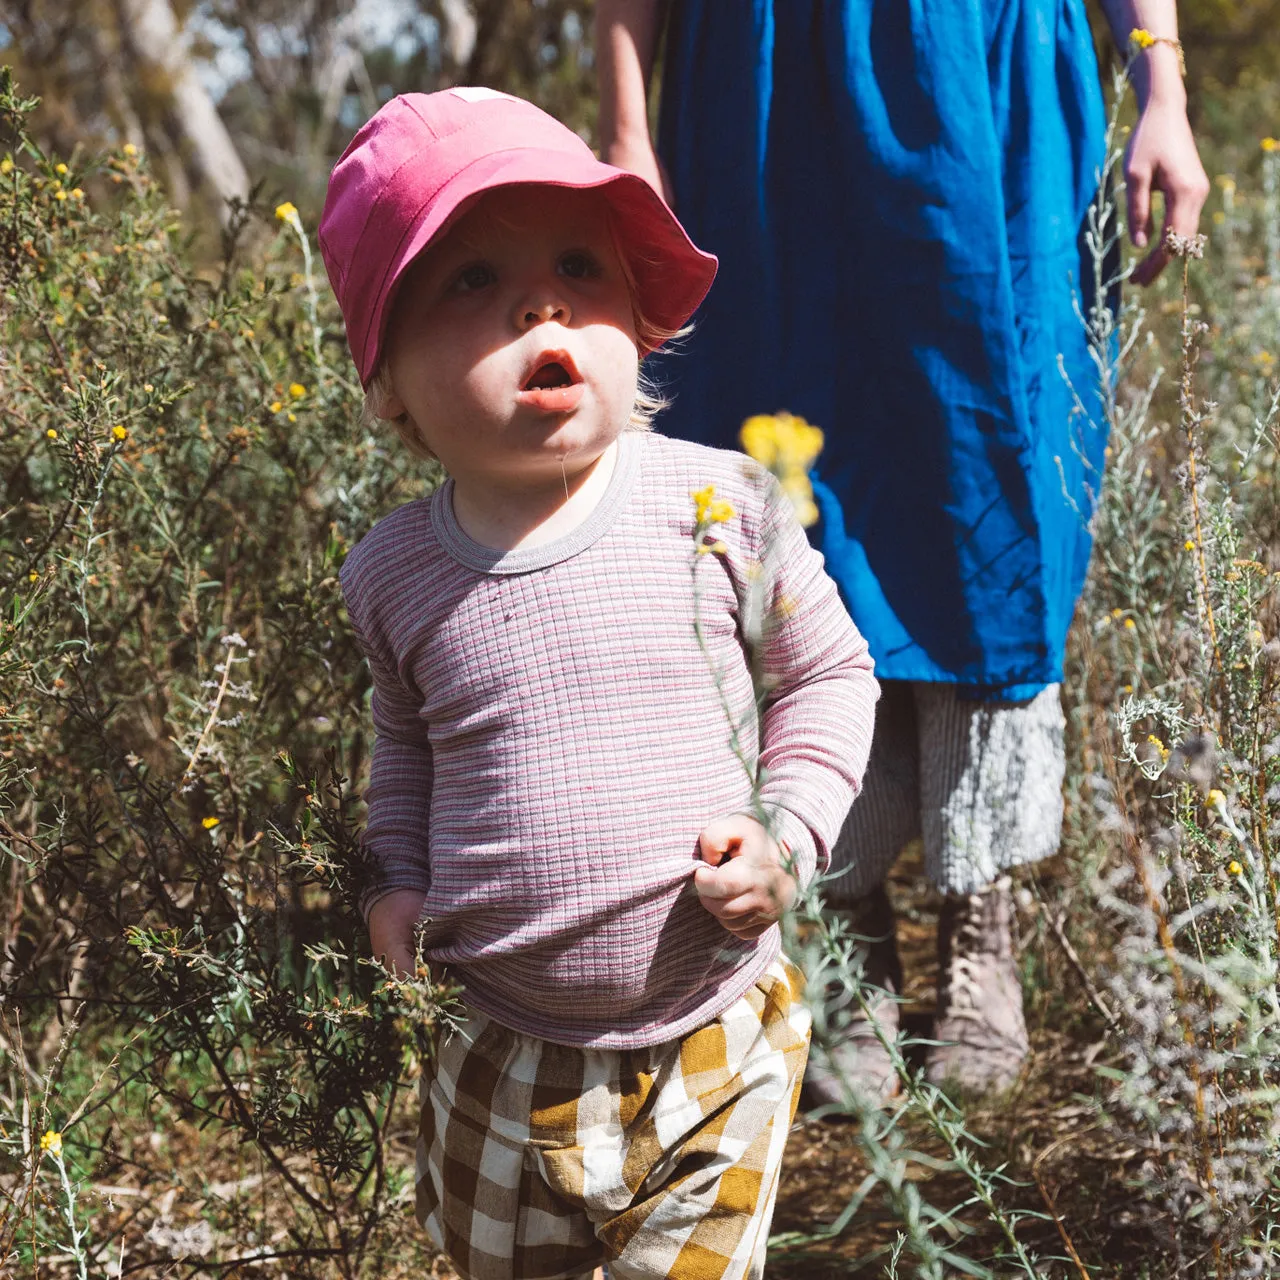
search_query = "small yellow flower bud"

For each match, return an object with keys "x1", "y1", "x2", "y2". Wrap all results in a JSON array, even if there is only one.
[
  {"x1": 275, "y1": 201, "x2": 299, "y2": 222},
  {"x1": 54, "y1": 188, "x2": 67, "y2": 201},
  {"x1": 1228, "y1": 860, "x2": 1243, "y2": 876},
  {"x1": 270, "y1": 401, "x2": 283, "y2": 414},
  {"x1": 0, "y1": 158, "x2": 12, "y2": 175},
  {"x1": 143, "y1": 383, "x2": 154, "y2": 393},
  {"x1": 1263, "y1": 138, "x2": 1279, "y2": 153},
  {"x1": 40, "y1": 1130, "x2": 63, "y2": 1157},
  {"x1": 287, "y1": 412, "x2": 297, "y2": 423},
  {"x1": 1183, "y1": 539, "x2": 1195, "y2": 551},
  {"x1": 1207, "y1": 789, "x2": 1226, "y2": 809},
  {"x1": 112, "y1": 425, "x2": 128, "y2": 441},
  {"x1": 202, "y1": 816, "x2": 220, "y2": 830},
  {"x1": 46, "y1": 428, "x2": 58, "y2": 439},
  {"x1": 71, "y1": 187, "x2": 84, "y2": 200},
  {"x1": 289, "y1": 382, "x2": 307, "y2": 399},
  {"x1": 123, "y1": 142, "x2": 138, "y2": 157},
  {"x1": 1129, "y1": 27, "x2": 1155, "y2": 48},
  {"x1": 28, "y1": 571, "x2": 39, "y2": 583},
  {"x1": 1124, "y1": 618, "x2": 1136, "y2": 630},
  {"x1": 55, "y1": 162, "x2": 68, "y2": 176}
]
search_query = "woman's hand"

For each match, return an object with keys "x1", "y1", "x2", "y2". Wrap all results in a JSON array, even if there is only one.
[
  {"x1": 1125, "y1": 95, "x2": 1209, "y2": 285},
  {"x1": 693, "y1": 814, "x2": 797, "y2": 940}
]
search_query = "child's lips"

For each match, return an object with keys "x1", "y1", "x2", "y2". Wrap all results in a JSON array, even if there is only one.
[{"x1": 516, "y1": 350, "x2": 584, "y2": 414}]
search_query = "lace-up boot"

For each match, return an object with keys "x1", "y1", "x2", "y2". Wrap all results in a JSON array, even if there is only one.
[
  {"x1": 925, "y1": 875, "x2": 1028, "y2": 1092},
  {"x1": 802, "y1": 885, "x2": 903, "y2": 1108}
]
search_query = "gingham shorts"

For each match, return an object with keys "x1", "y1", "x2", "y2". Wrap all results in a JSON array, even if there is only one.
[{"x1": 416, "y1": 954, "x2": 810, "y2": 1280}]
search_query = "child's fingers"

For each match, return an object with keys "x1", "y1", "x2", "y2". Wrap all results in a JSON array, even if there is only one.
[
  {"x1": 697, "y1": 817, "x2": 747, "y2": 866},
  {"x1": 692, "y1": 858, "x2": 759, "y2": 900},
  {"x1": 693, "y1": 866, "x2": 775, "y2": 917}
]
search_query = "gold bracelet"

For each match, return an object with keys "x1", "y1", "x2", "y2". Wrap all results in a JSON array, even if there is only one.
[{"x1": 1129, "y1": 28, "x2": 1186, "y2": 77}]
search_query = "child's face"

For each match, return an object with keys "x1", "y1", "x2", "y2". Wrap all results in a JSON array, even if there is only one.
[{"x1": 380, "y1": 186, "x2": 640, "y2": 491}]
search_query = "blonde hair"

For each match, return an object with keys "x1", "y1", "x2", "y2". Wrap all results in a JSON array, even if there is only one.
[{"x1": 361, "y1": 200, "x2": 690, "y2": 460}]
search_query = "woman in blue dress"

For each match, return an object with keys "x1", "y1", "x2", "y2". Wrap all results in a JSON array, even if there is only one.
[{"x1": 597, "y1": 0, "x2": 1206, "y2": 1099}]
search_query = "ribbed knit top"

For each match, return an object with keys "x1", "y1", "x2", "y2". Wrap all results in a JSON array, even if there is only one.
[{"x1": 340, "y1": 431, "x2": 877, "y2": 1047}]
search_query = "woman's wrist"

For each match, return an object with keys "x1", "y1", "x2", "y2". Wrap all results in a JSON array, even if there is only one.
[{"x1": 1131, "y1": 44, "x2": 1187, "y2": 110}]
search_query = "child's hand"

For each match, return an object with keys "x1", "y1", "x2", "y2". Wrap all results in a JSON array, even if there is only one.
[
  {"x1": 368, "y1": 889, "x2": 429, "y2": 980},
  {"x1": 693, "y1": 815, "x2": 797, "y2": 940}
]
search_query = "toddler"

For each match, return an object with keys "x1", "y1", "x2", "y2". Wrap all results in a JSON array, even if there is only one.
[{"x1": 319, "y1": 89, "x2": 878, "y2": 1280}]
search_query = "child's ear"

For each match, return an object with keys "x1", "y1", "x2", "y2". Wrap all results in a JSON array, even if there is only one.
[{"x1": 377, "y1": 387, "x2": 408, "y2": 424}]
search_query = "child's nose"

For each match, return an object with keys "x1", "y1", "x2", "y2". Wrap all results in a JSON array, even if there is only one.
[{"x1": 514, "y1": 288, "x2": 571, "y2": 330}]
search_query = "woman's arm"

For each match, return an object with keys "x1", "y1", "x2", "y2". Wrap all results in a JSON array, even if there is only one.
[
  {"x1": 595, "y1": 0, "x2": 672, "y2": 199},
  {"x1": 1097, "y1": 0, "x2": 1209, "y2": 283}
]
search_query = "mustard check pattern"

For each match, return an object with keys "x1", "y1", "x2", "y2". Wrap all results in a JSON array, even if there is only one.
[{"x1": 416, "y1": 956, "x2": 810, "y2": 1280}]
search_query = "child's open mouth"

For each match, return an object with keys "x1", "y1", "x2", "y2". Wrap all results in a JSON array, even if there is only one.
[{"x1": 516, "y1": 350, "x2": 585, "y2": 414}]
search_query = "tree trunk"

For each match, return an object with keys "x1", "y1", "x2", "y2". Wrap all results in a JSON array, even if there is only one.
[{"x1": 116, "y1": 0, "x2": 250, "y2": 219}]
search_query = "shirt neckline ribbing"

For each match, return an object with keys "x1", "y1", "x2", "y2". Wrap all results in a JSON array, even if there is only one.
[{"x1": 430, "y1": 431, "x2": 642, "y2": 574}]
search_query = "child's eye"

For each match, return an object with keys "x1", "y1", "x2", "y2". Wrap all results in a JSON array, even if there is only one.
[
  {"x1": 451, "y1": 262, "x2": 496, "y2": 294},
  {"x1": 558, "y1": 250, "x2": 603, "y2": 281}
]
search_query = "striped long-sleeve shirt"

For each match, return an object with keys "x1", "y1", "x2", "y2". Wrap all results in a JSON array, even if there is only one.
[{"x1": 340, "y1": 430, "x2": 877, "y2": 1048}]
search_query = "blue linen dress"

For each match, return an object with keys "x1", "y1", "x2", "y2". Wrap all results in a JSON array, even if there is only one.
[{"x1": 654, "y1": 0, "x2": 1110, "y2": 699}]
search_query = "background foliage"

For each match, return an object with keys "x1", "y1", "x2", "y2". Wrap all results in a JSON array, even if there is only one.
[{"x1": 2, "y1": 4, "x2": 1280, "y2": 1277}]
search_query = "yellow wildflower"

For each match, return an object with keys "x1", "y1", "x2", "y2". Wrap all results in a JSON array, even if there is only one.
[
  {"x1": 54, "y1": 188, "x2": 67, "y2": 202},
  {"x1": 112, "y1": 425, "x2": 128, "y2": 441},
  {"x1": 202, "y1": 816, "x2": 220, "y2": 830},
  {"x1": 1207, "y1": 788, "x2": 1226, "y2": 809},
  {"x1": 739, "y1": 411, "x2": 825, "y2": 527},
  {"x1": 28, "y1": 571, "x2": 39, "y2": 583},
  {"x1": 240, "y1": 327, "x2": 255, "y2": 340},
  {"x1": 1124, "y1": 617, "x2": 1136, "y2": 630},
  {"x1": 123, "y1": 142, "x2": 138, "y2": 157},
  {"x1": 692, "y1": 484, "x2": 717, "y2": 523},
  {"x1": 1111, "y1": 607, "x2": 1123, "y2": 618},
  {"x1": 1129, "y1": 27, "x2": 1155, "y2": 48},
  {"x1": 71, "y1": 188, "x2": 84, "y2": 200},
  {"x1": 1184, "y1": 539, "x2": 1195, "y2": 551},
  {"x1": 287, "y1": 412, "x2": 297, "y2": 423},
  {"x1": 275, "y1": 201, "x2": 299, "y2": 222},
  {"x1": 143, "y1": 383, "x2": 154, "y2": 393},
  {"x1": 780, "y1": 473, "x2": 819, "y2": 527},
  {"x1": 269, "y1": 400, "x2": 283, "y2": 414},
  {"x1": 707, "y1": 499, "x2": 734, "y2": 524},
  {"x1": 40, "y1": 1130, "x2": 62, "y2": 1157},
  {"x1": 0, "y1": 158, "x2": 12, "y2": 175},
  {"x1": 289, "y1": 382, "x2": 307, "y2": 399},
  {"x1": 1262, "y1": 138, "x2": 1280, "y2": 153},
  {"x1": 739, "y1": 412, "x2": 824, "y2": 471},
  {"x1": 1228, "y1": 860, "x2": 1243, "y2": 876},
  {"x1": 1147, "y1": 734, "x2": 1169, "y2": 761},
  {"x1": 55, "y1": 162, "x2": 67, "y2": 176},
  {"x1": 46, "y1": 428, "x2": 57, "y2": 440}
]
